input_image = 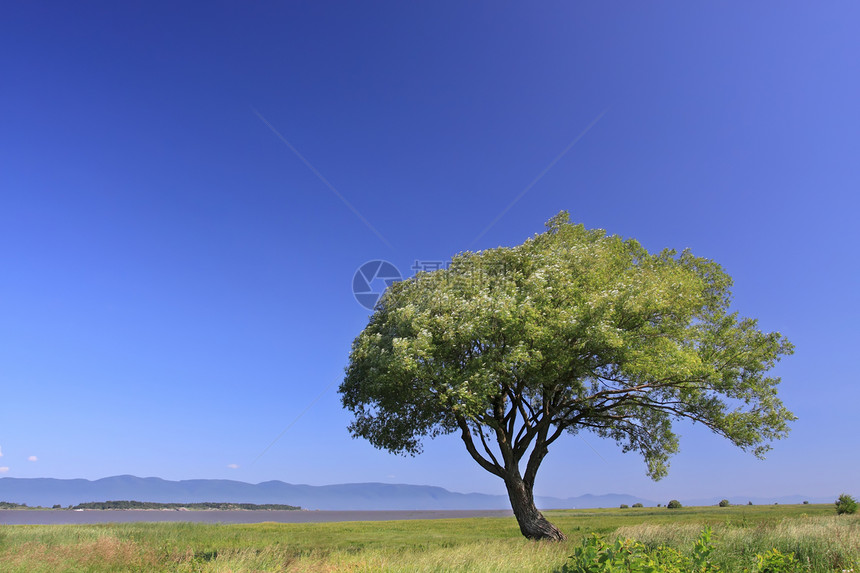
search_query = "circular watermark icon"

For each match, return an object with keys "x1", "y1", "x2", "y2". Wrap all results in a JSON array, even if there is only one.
[{"x1": 352, "y1": 260, "x2": 402, "y2": 310}]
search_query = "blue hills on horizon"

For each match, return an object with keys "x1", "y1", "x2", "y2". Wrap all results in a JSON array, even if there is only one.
[
  {"x1": 0, "y1": 475, "x2": 832, "y2": 510},
  {"x1": 0, "y1": 475, "x2": 649, "y2": 509}
]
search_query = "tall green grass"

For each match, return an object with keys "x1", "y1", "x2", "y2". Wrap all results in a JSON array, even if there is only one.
[
  {"x1": 616, "y1": 515, "x2": 860, "y2": 572},
  {"x1": 0, "y1": 505, "x2": 855, "y2": 572}
]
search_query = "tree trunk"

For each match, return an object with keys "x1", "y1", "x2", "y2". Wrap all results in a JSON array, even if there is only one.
[{"x1": 505, "y1": 474, "x2": 567, "y2": 541}]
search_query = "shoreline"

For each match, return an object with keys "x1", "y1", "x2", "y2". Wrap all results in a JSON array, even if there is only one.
[{"x1": 0, "y1": 508, "x2": 515, "y2": 525}]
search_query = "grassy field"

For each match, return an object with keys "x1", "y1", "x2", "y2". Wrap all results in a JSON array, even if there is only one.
[{"x1": 0, "y1": 504, "x2": 857, "y2": 572}]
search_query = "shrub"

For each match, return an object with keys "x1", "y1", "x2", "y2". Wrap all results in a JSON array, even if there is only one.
[
  {"x1": 802, "y1": 500, "x2": 808, "y2": 504},
  {"x1": 562, "y1": 527, "x2": 811, "y2": 573},
  {"x1": 667, "y1": 499, "x2": 682, "y2": 509},
  {"x1": 619, "y1": 504, "x2": 629, "y2": 509},
  {"x1": 561, "y1": 528, "x2": 719, "y2": 573},
  {"x1": 718, "y1": 499, "x2": 730, "y2": 507},
  {"x1": 755, "y1": 547, "x2": 799, "y2": 573},
  {"x1": 748, "y1": 501, "x2": 753, "y2": 505},
  {"x1": 835, "y1": 493, "x2": 858, "y2": 515},
  {"x1": 632, "y1": 502, "x2": 643, "y2": 508}
]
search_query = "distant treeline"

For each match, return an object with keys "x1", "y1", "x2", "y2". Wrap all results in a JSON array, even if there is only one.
[
  {"x1": 0, "y1": 501, "x2": 31, "y2": 509},
  {"x1": 70, "y1": 500, "x2": 301, "y2": 510}
]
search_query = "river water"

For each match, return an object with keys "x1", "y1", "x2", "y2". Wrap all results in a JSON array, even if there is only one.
[{"x1": 0, "y1": 509, "x2": 514, "y2": 525}]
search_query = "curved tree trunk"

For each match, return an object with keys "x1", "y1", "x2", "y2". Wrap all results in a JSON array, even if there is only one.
[{"x1": 505, "y1": 474, "x2": 566, "y2": 541}]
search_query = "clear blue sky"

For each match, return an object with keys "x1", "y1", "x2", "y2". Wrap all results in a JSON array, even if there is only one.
[{"x1": 1, "y1": 2, "x2": 858, "y2": 502}]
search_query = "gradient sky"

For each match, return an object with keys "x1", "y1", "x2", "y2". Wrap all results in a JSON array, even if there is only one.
[{"x1": 1, "y1": 2, "x2": 858, "y2": 502}]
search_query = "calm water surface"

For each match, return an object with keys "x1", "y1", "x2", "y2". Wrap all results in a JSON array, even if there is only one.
[{"x1": 0, "y1": 509, "x2": 514, "y2": 525}]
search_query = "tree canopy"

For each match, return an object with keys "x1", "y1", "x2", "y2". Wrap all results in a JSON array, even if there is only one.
[{"x1": 339, "y1": 213, "x2": 795, "y2": 540}]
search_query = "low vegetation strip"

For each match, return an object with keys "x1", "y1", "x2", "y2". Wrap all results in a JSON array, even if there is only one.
[
  {"x1": 0, "y1": 505, "x2": 856, "y2": 572},
  {"x1": 0, "y1": 503, "x2": 28, "y2": 510},
  {"x1": 1, "y1": 500, "x2": 301, "y2": 511},
  {"x1": 613, "y1": 515, "x2": 860, "y2": 572},
  {"x1": 70, "y1": 501, "x2": 301, "y2": 511}
]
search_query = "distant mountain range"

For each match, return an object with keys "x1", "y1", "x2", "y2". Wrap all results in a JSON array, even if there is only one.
[
  {"x1": 0, "y1": 475, "x2": 655, "y2": 510},
  {"x1": 0, "y1": 475, "x2": 834, "y2": 510}
]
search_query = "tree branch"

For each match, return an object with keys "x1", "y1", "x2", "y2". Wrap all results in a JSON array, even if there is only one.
[
  {"x1": 476, "y1": 424, "x2": 503, "y2": 469},
  {"x1": 456, "y1": 416, "x2": 504, "y2": 478}
]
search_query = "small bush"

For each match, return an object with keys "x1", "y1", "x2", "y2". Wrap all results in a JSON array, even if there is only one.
[
  {"x1": 748, "y1": 501, "x2": 753, "y2": 505},
  {"x1": 561, "y1": 527, "x2": 817, "y2": 573},
  {"x1": 632, "y1": 502, "x2": 643, "y2": 508},
  {"x1": 619, "y1": 504, "x2": 629, "y2": 509},
  {"x1": 718, "y1": 499, "x2": 730, "y2": 507},
  {"x1": 835, "y1": 493, "x2": 858, "y2": 515},
  {"x1": 667, "y1": 499, "x2": 682, "y2": 509},
  {"x1": 561, "y1": 528, "x2": 720, "y2": 573},
  {"x1": 755, "y1": 547, "x2": 799, "y2": 573},
  {"x1": 802, "y1": 500, "x2": 808, "y2": 504}
]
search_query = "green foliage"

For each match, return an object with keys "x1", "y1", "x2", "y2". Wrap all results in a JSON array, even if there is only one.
[
  {"x1": 561, "y1": 526, "x2": 821, "y2": 573},
  {"x1": 754, "y1": 548, "x2": 799, "y2": 573},
  {"x1": 341, "y1": 213, "x2": 794, "y2": 467},
  {"x1": 561, "y1": 534, "x2": 683, "y2": 573},
  {"x1": 668, "y1": 500, "x2": 683, "y2": 509},
  {"x1": 0, "y1": 501, "x2": 29, "y2": 509},
  {"x1": 340, "y1": 213, "x2": 795, "y2": 538},
  {"x1": 691, "y1": 526, "x2": 718, "y2": 571},
  {"x1": 562, "y1": 528, "x2": 720, "y2": 573},
  {"x1": 620, "y1": 504, "x2": 629, "y2": 509},
  {"x1": 718, "y1": 500, "x2": 730, "y2": 507},
  {"x1": 835, "y1": 493, "x2": 858, "y2": 515},
  {"x1": 633, "y1": 503, "x2": 644, "y2": 508}
]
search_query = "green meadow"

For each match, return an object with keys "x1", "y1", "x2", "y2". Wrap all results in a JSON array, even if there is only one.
[{"x1": 0, "y1": 504, "x2": 857, "y2": 572}]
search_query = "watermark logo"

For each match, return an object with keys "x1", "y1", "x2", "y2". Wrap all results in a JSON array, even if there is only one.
[
  {"x1": 352, "y1": 259, "x2": 514, "y2": 309},
  {"x1": 352, "y1": 260, "x2": 402, "y2": 310}
]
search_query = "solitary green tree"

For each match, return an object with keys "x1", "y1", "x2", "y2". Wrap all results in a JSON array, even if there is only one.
[
  {"x1": 836, "y1": 493, "x2": 857, "y2": 515},
  {"x1": 340, "y1": 213, "x2": 795, "y2": 540}
]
